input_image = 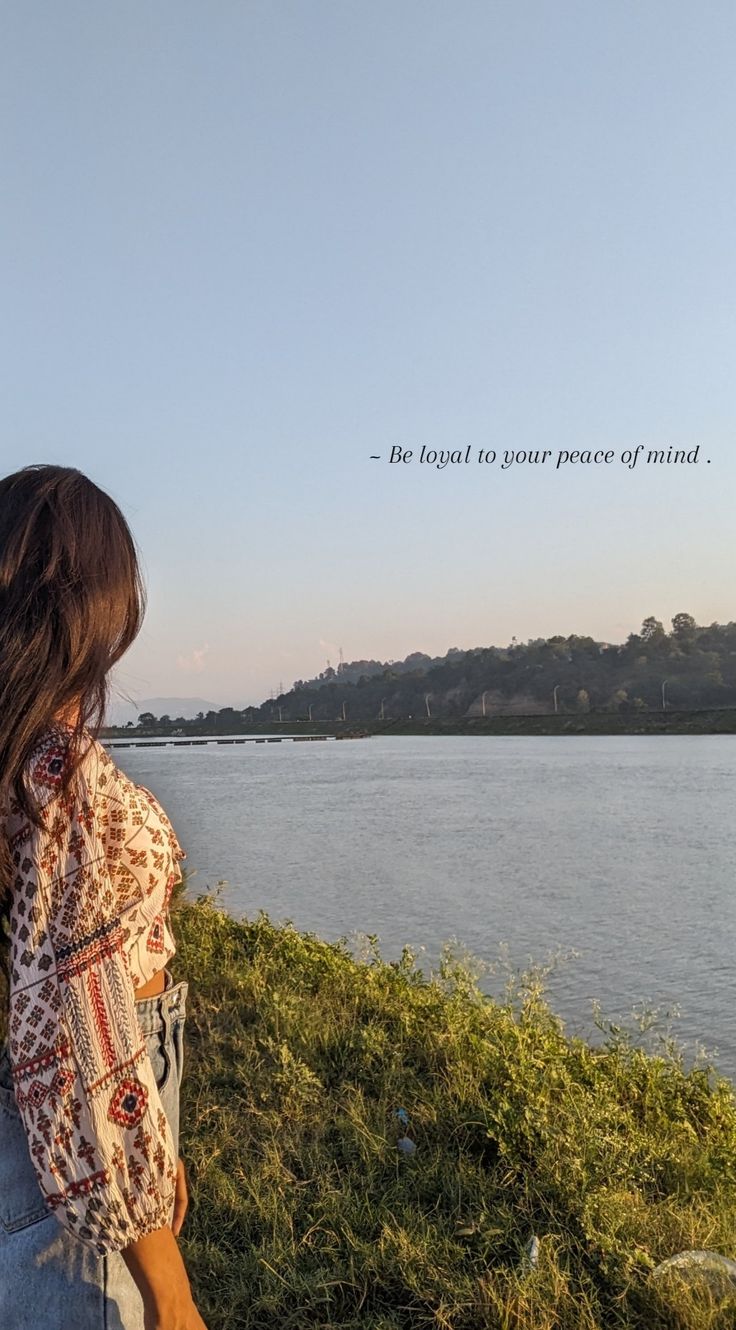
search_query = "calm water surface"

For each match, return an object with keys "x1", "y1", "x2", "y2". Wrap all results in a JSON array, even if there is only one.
[{"x1": 110, "y1": 736, "x2": 736, "y2": 1077}]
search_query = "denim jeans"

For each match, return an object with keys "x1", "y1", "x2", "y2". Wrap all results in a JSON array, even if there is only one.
[{"x1": 0, "y1": 968, "x2": 188, "y2": 1330}]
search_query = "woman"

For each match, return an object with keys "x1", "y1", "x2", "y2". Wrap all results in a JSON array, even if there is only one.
[{"x1": 0, "y1": 465, "x2": 209, "y2": 1330}]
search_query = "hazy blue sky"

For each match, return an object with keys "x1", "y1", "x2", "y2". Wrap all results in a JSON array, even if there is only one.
[{"x1": 3, "y1": 2, "x2": 735, "y2": 708}]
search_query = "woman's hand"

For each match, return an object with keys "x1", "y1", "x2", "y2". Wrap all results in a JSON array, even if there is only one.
[{"x1": 172, "y1": 1157, "x2": 189, "y2": 1238}]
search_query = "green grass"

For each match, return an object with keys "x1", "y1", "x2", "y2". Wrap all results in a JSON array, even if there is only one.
[{"x1": 163, "y1": 877, "x2": 736, "y2": 1329}]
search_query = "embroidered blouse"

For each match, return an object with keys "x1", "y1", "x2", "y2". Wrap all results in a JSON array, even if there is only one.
[{"x1": 3, "y1": 723, "x2": 186, "y2": 1254}]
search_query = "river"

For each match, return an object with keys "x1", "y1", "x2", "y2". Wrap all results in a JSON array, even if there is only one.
[{"x1": 109, "y1": 734, "x2": 736, "y2": 1078}]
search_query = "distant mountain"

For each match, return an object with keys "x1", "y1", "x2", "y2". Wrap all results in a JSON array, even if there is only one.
[{"x1": 104, "y1": 696, "x2": 223, "y2": 727}]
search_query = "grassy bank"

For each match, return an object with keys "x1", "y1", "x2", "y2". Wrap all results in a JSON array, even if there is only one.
[{"x1": 165, "y1": 882, "x2": 736, "y2": 1329}]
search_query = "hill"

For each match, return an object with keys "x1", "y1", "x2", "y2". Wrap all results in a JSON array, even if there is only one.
[{"x1": 239, "y1": 614, "x2": 736, "y2": 724}]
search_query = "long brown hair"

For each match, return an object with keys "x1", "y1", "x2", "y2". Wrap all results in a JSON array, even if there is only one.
[{"x1": 0, "y1": 465, "x2": 146, "y2": 986}]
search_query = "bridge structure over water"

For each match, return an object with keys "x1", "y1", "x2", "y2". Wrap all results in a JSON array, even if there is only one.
[{"x1": 102, "y1": 735, "x2": 335, "y2": 748}]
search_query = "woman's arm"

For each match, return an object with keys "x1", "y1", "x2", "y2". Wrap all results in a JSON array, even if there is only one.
[{"x1": 122, "y1": 1223, "x2": 208, "y2": 1329}]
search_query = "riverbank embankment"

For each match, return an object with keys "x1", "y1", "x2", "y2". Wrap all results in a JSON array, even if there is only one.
[{"x1": 102, "y1": 708, "x2": 736, "y2": 741}]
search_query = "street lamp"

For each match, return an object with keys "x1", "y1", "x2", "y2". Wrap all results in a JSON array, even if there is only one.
[
  {"x1": 307, "y1": 703, "x2": 313, "y2": 722},
  {"x1": 481, "y1": 690, "x2": 489, "y2": 717},
  {"x1": 662, "y1": 680, "x2": 668, "y2": 712},
  {"x1": 553, "y1": 684, "x2": 561, "y2": 714},
  {"x1": 424, "y1": 693, "x2": 432, "y2": 718}
]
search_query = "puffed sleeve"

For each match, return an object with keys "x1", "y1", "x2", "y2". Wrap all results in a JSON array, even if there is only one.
[
  {"x1": 92, "y1": 755, "x2": 186, "y2": 990},
  {"x1": 5, "y1": 731, "x2": 178, "y2": 1254}
]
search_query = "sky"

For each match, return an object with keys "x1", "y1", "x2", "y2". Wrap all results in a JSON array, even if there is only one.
[{"x1": 3, "y1": 2, "x2": 735, "y2": 709}]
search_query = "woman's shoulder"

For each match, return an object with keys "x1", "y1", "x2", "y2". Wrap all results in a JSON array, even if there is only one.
[
  {"x1": 26, "y1": 726, "x2": 131, "y2": 793},
  {"x1": 21, "y1": 724, "x2": 185, "y2": 864},
  {"x1": 22, "y1": 726, "x2": 145, "y2": 819},
  {"x1": 22, "y1": 723, "x2": 100, "y2": 807}
]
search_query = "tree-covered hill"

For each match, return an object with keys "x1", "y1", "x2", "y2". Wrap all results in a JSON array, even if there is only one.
[
  {"x1": 123, "y1": 614, "x2": 736, "y2": 729},
  {"x1": 242, "y1": 614, "x2": 736, "y2": 725}
]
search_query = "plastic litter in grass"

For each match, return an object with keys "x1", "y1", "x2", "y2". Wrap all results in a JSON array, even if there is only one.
[
  {"x1": 394, "y1": 1107, "x2": 416, "y2": 1155},
  {"x1": 651, "y1": 1250, "x2": 736, "y2": 1297},
  {"x1": 521, "y1": 1234, "x2": 540, "y2": 1274}
]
